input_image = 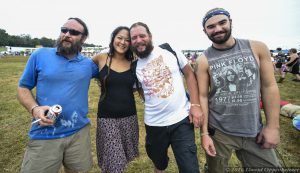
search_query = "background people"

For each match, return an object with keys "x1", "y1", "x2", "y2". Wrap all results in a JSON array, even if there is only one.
[
  {"x1": 274, "y1": 47, "x2": 287, "y2": 81},
  {"x1": 92, "y1": 26, "x2": 139, "y2": 173},
  {"x1": 196, "y1": 8, "x2": 281, "y2": 173},
  {"x1": 278, "y1": 48, "x2": 300, "y2": 83},
  {"x1": 130, "y1": 22, "x2": 202, "y2": 173},
  {"x1": 17, "y1": 17, "x2": 98, "y2": 173}
]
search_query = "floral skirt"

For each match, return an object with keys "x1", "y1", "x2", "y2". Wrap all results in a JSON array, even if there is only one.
[{"x1": 96, "y1": 115, "x2": 139, "y2": 173}]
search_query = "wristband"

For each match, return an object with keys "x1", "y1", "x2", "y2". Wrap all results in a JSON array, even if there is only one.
[
  {"x1": 30, "y1": 105, "x2": 39, "y2": 114},
  {"x1": 200, "y1": 132, "x2": 209, "y2": 136},
  {"x1": 191, "y1": 104, "x2": 201, "y2": 107}
]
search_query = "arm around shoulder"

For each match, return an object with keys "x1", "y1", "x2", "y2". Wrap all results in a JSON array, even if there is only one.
[{"x1": 91, "y1": 53, "x2": 108, "y2": 69}]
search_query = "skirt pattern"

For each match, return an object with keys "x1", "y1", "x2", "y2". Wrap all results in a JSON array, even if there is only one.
[{"x1": 96, "y1": 115, "x2": 139, "y2": 173}]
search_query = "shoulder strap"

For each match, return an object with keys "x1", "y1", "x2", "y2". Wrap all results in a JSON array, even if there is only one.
[
  {"x1": 105, "y1": 53, "x2": 109, "y2": 63},
  {"x1": 131, "y1": 60, "x2": 137, "y2": 76},
  {"x1": 159, "y1": 43, "x2": 184, "y2": 74},
  {"x1": 131, "y1": 60, "x2": 144, "y2": 101},
  {"x1": 130, "y1": 60, "x2": 137, "y2": 85},
  {"x1": 159, "y1": 43, "x2": 190, "y2": 101}
]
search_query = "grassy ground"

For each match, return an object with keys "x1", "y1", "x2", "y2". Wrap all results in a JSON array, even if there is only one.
[
  {"x1": 0, "y1": 56, "x2": 299, "y2": 173},
  {"x1": 0, "y1": 47, "x2": 6, "y2": 52}
]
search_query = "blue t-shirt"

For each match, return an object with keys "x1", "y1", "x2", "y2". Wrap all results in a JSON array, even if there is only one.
[{"x1": 19, "y1": 48, "x2": 99, "y2": 140}]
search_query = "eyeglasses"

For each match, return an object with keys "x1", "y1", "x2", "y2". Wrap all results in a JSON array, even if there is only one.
[{"x1": 61, "y1": 27, "x2": 83, "y2": 36}]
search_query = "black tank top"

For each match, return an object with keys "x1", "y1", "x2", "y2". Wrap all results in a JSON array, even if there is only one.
[{"x1": 97, "y1": 63, "x2": 137, "y2": 118}]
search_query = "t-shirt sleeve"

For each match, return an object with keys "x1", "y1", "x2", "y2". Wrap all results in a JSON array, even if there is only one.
[
  {"x1": 18, "y1": 52, "x2": 38, "y2": 90},
  {"x1": 91, "y1": 60, "x2": 99, "y2": 78},
  {"x1": 174, "y1": 48, "x2": 188, "y2": 69}
]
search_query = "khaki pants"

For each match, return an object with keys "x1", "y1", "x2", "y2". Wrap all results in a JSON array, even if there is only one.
[
  {"x1": 206, "y1": 128, "x2": 281, "y2": 173},
  {"x1": 20, "y1": 125, "x2": 92, "y2": 173}
]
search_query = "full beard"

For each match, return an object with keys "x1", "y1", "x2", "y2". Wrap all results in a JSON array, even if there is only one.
[
  {"x1": 55, "y1": 38, "x2": 83, "y2": 56},
  {"x1": 208, "y1": 27, "x2": 232, "y2": 45},
  {"x1": 131, "y1": 40, "x2": 154, "y2": 59}
]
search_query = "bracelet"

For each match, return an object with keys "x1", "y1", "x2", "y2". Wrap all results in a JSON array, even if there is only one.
[
  {"x1": 200, "y1": 132, "x2": 209, "y2": 136},
  {"x1": 30, "y1": 105, "x2": 39, "y2": 114},
  {"x1": 191, "y1": 104, "x2": 201, "y2": 107}
]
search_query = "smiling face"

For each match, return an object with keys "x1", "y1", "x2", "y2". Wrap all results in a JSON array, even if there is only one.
[
  {"x1": 204, "y1": 14, "x2": 232, "y2": 45},
  {"x1": 113, "y1": 29, "x2": 130, "y2": 55},
  {"x1": 130, "y1": 25, "x2": 153, "y2": 58},
  {"x1": 56, "y1": 19, "x2": 86, "y2": 57}
]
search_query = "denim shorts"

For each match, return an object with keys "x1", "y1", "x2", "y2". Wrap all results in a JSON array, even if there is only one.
[{"x1": 145, "y1": 117, "x2": 199, "y2": 173}]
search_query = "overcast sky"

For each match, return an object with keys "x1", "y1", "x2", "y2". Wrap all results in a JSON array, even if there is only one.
[{"x1": 1, "y1": 0, "x2": 299, "y2": 50}]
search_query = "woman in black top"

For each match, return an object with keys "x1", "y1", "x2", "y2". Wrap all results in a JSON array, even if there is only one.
[{"x1": 92, "y1": 26, "x2": 139, "y2": 173}]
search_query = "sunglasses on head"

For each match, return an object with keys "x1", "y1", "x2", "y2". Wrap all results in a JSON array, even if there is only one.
[{"x1": 61, "y1": 27, "x2": 83, "y2": 36}]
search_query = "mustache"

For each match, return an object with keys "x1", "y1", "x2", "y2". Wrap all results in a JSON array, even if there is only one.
[
  {"x1": 134, "y1": 43, "x2": 145, "y2": 47},
  {"x1": 211, "y1": 31, "x2": 226, "y2": 37},
  {"x1": 62, "y1": 37, "x2": 72, "y2": 42}
]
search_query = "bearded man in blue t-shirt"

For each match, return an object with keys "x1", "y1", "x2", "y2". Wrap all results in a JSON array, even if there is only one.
[{"x1": 17, "y1": 17, "x2": 99, "y2": 173}]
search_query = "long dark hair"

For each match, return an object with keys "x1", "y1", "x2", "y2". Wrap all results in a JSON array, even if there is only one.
[
  {"x1": 99, "y1": 26, "x2": 134, "y2": 102},
  {"x1": 108, "y1": 26, "x2": 134, "y2": 61}
]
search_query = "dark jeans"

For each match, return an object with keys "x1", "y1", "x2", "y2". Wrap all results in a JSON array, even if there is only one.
[{"x1": 145, "y1": 117, "x2": 199, "y2": 173}]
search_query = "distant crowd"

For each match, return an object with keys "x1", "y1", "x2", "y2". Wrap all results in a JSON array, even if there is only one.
[{"x1": 271, "y1": 47, "x2": 300, "y2": 83}]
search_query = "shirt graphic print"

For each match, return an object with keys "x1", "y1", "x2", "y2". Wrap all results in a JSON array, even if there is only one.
[
  {"x1": 209, "y1": 49, "x2": 259, "y2": 107},
  {"x1": 142, "y1": 56, "x2": 174, "y2": 98}
]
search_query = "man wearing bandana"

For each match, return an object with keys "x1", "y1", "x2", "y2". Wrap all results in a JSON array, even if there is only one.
[{"x1": 195, "y1": 8, "x2": 282, "y2": 172}]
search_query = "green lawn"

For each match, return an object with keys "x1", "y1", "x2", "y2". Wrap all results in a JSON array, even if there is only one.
[
  {"x1": 0, "y1": 46, "x2": 6, "y2": 52},
  {"x1": 0, "y1": 56, "x2": 299, "y2": 173}
]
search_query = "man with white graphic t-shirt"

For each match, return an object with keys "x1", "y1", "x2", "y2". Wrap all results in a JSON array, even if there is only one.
[{"x1": 130, "y1": 22, "x2": 203, "y2": 173}]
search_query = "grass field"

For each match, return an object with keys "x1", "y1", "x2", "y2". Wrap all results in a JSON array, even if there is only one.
[
  {"x1": 0, "y1": 56, "x2": 299, "y2": 173},
  {"x1": 0, "y1": 47, "x2": 6, "y2": 52}
]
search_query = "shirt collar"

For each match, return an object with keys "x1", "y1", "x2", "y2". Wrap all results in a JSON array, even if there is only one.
[{"x1": 56, "y1": 48, "x2": 84, "y2": 62}]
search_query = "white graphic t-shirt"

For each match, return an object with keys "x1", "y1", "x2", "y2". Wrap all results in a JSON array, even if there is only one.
[{"x1": 136, "y1": 46, "x2": 189, "y2": 126}]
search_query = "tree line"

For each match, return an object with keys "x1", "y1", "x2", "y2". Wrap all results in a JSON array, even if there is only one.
[{"x1": 0, "y1": 28, "x2": 98, "y2": 48}]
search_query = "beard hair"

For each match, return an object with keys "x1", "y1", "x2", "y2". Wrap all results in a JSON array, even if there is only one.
[
  {"x1": 131, "y1": 40, "x2": 154, "y2": 59},
  {"x1": 55, "y1": 37, "x2": 83, "y2": 56},
  {"x1": 208, "y1": 25, "x2": 232, "y2": 45}
]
